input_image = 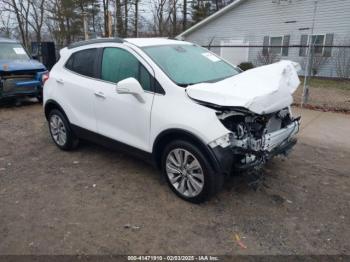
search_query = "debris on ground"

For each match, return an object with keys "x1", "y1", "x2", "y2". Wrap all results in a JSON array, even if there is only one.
[
  {"x1": 244, "y1": 167, "x2": 268, "y2": 191},
  {"x1": 271, "y1": 194, "x2": 285, "y2": 205},
  {"x1": 124, "y1": 224, "x2": 141, "y2": 230},
  {"x1": 234, "y1": 234, "x2": 247, "y2": 249}
]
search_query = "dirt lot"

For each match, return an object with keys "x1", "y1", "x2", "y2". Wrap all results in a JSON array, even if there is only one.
[
  {"x1": 0, "y1": 102, "x2": 349, "y2": 255},
  {"x1": 293, "y1": 78, "x2": 350, "y2": 112}
]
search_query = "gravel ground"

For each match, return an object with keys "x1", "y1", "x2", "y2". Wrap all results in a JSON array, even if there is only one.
[{"x1": 0, "y1": 102, "x2": 349, "y2": 255}]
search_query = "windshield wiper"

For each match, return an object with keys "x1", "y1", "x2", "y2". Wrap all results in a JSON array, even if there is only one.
[{"x1": 177, "y1": 83, "x2": 196, "y2": 87}]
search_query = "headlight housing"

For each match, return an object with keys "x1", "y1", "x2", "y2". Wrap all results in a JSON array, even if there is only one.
[{"x1": 208, "y1": 133, "x2": 233, "y2": 148}]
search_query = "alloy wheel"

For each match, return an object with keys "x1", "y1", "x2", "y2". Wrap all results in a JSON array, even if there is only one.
[
  {"x1": 166, "y1": 148, "x2": 204, "y2": 197},
  {"x1": 50, "y1": 114, "x2": 67, "y2": 146}
]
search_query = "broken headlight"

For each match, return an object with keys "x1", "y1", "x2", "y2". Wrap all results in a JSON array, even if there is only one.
[{"x1": 208, "y1": 133, "x2": 234, "y2": 148}]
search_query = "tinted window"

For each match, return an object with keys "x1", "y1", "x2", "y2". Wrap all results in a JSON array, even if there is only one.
[
  {"x1": 65, "y1": 48, "x2": 97, "y2": 77},
  {"x1": 101, "y1": 48, "x2": 152, "y2": 91}
]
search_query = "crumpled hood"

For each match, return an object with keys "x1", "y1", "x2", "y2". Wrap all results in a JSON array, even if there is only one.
[
  {"x1": 186, "y1": 60, "x2": 301, "y2": 114},
  {"x1": 0, "y1": 59, "x2": 46, "y2": 72}
]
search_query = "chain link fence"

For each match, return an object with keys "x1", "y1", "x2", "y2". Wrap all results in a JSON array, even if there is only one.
[
  {"x1": 203, "y1": 44, "x2": 350, "y2": 113},
  {"x1": 52, "y1": 41, "x2": 350, "y2": 113}
]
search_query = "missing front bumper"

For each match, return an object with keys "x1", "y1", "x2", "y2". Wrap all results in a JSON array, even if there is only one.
[{"x1": 210, "y1": 118, "x2": 300, "y2": 174}]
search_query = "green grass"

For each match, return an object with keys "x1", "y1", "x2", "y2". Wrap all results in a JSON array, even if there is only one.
[{"x1": 299, "y1": 77, "x2": 350, "y2": 91}]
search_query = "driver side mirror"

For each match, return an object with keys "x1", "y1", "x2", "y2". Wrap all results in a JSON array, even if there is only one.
[{"x1": 116, "y1": 77, "x2": 145, "y2": 103}]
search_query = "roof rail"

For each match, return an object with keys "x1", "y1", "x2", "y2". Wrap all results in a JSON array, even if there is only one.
[{"x1": 67, "y1": 37, "x2": 124, "y2": 49}]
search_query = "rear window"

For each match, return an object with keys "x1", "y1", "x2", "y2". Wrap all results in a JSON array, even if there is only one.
[{"x1": 65, "y1": 48, "x2": 97, "y2": 78}]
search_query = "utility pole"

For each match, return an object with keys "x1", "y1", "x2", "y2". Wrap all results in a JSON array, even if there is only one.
[{"x1": 302, "y1": 0, "x2": 318, "y2": 107}]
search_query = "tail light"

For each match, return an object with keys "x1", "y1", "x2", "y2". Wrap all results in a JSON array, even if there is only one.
[{"x1": 42, "y1": 72, "x2": 49, "y2": 85}]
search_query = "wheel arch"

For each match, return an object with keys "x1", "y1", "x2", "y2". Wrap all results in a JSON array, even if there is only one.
[
  {"x1": 44, "y1": 99, "x2": 69, "y2": 122},
  {"x1": 152, "y1": 129, "x2": 220, "y2": 173}
]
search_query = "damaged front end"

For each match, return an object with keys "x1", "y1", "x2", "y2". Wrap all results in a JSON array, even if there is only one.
[{"x1": 210, "y1": 106, "x2": 300, "y2": 174}]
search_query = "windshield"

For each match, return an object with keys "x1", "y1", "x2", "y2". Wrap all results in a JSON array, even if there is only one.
[
  {"x1": 0, "y1": 43, "x2": 30, "y2": 60},
  {"x1": 142, "y1": 44, "x2": 239, "y2": 86}
]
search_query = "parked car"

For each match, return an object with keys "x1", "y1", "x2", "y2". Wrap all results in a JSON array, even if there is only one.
[
  {"x1": 44, "y1": 38, "x2": 301, "y2": 203},
  {"x1": 0, "y1": 37, "x2": 48, "y2": 102}
]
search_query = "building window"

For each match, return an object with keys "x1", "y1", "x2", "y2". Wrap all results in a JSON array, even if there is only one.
[
  {"x1": 310, "y1": 35, "x2": 325, "y2": 55},
  {"x1": 269, "y1": 36, "x2": 283, "y2": 55},
  {"x1": 299, "y1": 34, "x2": 333, "y2": 57}
]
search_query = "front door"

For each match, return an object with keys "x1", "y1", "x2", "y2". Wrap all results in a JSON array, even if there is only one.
[{"x1": 93, "y1": 46, "x2": 155, "y2": 152}]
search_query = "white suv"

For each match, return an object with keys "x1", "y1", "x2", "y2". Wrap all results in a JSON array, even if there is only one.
[{"x1": 44, "y1": 38, "x2": 300, "y2": 203}]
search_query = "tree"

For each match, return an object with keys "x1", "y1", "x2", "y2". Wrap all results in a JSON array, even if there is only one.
[
  {"x1": 133, "y1": 0, "x2": 140, "y2": 37},
  {"x1": 3, "y1": 0, "x2": 31, "y2": 47},
  {"x1": 27, "y1": 0, "x2": 45, "y2": 43},
  {"x1": 152, "y1": 0, "x2": 170, "y2": 36},
  {"x1": 191, "y1": 0, "x2": 212, "y2": 24},
  {"x1": 169, "y1": 0, "x2": 179, "y2": 36},
  {"x1": 102, "y1": 0, "x2": 110, "y2": 36},
  {"x1": 0, "y1": 11, "x2": 13, "y2": 37},
  {"x1": 182, "y1": 0, "x2": 187, "y2": 31}
]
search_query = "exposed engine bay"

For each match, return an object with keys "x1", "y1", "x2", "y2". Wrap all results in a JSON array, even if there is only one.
[{"x1": 216, "y1": 107, "x2": 300, "y2": 169}]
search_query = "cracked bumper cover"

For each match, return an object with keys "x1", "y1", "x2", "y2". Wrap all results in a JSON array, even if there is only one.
[{"x1": 210, "y1": 118, "x2": 300, "y2": 175}]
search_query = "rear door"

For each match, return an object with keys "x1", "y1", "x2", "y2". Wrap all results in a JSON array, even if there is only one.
[
  {"x1": 93, "y1": 46, "x2": 155, "y2": 152},
  {"x1": 57, "y1": 48, "x2": 99, "y2": 132}
]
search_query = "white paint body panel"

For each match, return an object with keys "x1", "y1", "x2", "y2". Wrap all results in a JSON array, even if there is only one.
[{"x1": 186, "y1": 60, "x2": 301, "y2": 114}]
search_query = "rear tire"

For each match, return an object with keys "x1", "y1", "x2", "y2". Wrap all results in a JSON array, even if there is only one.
[
  {"x1": 48, "y1": 109, "x2": 79, "y2": 150},
  {"x1": 161, "y1": 140, "x2": 223, "y2": 203}
]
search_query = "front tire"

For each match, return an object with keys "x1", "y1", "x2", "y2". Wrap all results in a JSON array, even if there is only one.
[
  {"x1": 161, "y1": 140, "x2": 223, "y2": 203},
  {"x1": 48, "y1": 109, "x2": 79, "y2": 150}
]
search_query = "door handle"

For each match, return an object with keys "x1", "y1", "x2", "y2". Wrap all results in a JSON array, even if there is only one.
[
  {"x1": 56, "y1": 78, "x2": 64, "y2": 84},
  {"x1": 94, "y1": 91, "x2": 106, "y2": 99}
]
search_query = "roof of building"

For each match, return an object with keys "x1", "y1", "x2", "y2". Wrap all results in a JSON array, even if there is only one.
[{"x1": 177, "y1": 0, "x2": 246, "y2": 38}]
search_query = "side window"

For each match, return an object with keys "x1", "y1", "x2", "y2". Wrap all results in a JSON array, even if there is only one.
[
  {"x1": 101, "y1": 47, "x2": 152, "y2": 91},
  {"x1": 65, "y1": 48, "x2": 97, "y2": 77}
]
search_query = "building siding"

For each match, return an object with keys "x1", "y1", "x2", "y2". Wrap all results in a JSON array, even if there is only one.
[{"x1": 181, "y1": 0, "x2": 350, "y2": 77}]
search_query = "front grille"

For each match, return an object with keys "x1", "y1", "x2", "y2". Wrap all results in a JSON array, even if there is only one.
[
  {"x1": 1, "y1": 71, "x2": 41, "y2": 95},
  {"x1": 3, "y1": 77, "x2": 36, "y2": 92}
]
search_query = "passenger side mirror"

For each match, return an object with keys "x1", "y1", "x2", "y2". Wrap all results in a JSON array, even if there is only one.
[{"x1": 116, "y1": 77, "x2": 145, "y2": 103}]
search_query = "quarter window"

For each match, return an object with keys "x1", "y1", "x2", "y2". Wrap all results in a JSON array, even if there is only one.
[
  {"x1": 101, "y1": 47, "x2": 152, "y2": 91},
  {"x1": 65, "y1": 48, "x2": 97, "y2": 78}
]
